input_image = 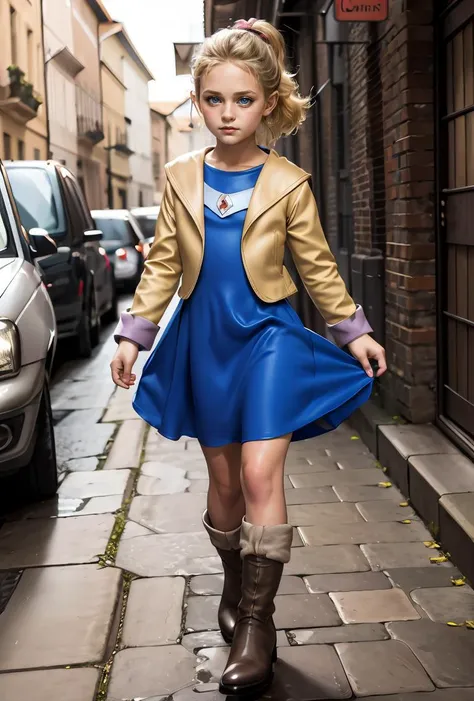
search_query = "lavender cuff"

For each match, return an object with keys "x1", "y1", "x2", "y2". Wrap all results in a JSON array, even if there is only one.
[
  {"x1": 327, "y1": 305, "x2": 373, "y2": 347},
  {"x1": 114, "y1": 312, "x2": 159, "y2": 351}
]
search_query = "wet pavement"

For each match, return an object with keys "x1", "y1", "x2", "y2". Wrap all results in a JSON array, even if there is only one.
[{"x1": 1, "y1": 299, "x2": 474, "y2": 700}]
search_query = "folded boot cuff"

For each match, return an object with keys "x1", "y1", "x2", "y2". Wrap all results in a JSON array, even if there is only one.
[
  {"x1": 240, "y1": 519, "x2": 293, "y2": 563},
  {"x1": 202, "y1": 510, "x2": 241, "y2": 550}
]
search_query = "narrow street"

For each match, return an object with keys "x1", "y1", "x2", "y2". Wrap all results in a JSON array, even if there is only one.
[{"x1": 0, "y1": 298, "x2": 472, "y2": 701}]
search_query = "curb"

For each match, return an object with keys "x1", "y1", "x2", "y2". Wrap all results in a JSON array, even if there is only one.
[{"x1": 349, "y1": 401, "x2": 474, "y2": 586}]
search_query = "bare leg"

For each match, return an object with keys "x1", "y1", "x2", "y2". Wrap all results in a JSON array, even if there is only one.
[
  {"x1": 200, "y1": 442, "x2": 245, "y2": 531},
  {"x1": 240, "y1": 433, "x2": 292, "y2": 526}
]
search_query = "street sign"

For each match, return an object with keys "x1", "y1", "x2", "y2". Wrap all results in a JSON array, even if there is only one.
[{"x1": 335, "y1": 0, "x2": 389, "y2": 22}]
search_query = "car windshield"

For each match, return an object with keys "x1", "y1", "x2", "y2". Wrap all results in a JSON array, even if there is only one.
[
  {"x1": 0, "y1": 208, "x2": 9, "y2": 251},
  {"x1": 134, "y1": 215, "x2": 157, "y2": 238},
  {"x1": 93, "y1": 217, "x2": 131, "y2": 242},
  {"x1": 7, "y1": 167, "x2": 65, "y2": 236}
]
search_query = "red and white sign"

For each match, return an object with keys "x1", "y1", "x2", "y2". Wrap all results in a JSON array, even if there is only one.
[{"x1": 335, "y1": 0, "x2": 389, "y2": 22}]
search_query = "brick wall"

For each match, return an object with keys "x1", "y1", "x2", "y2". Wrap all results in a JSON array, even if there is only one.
[{"x1": 348, "y1": 0, "x2": 436, "y2": 423}]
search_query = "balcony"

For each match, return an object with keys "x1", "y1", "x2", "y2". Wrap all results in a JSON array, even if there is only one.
[
  {"x1": 76, "y1": 85, "x2": 104, "y2": 145},
  {"x1": 0, "y1": 66, "x2": 42, "y2": 125},
  {"x1": 113, "y1": 129, "x2": 134, "y2": 157}
]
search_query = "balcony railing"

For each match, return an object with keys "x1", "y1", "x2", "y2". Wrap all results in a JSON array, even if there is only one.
[
  {"x1": 114, "y1": 128, "x2": 134, "y2": 156},
  {"x1": 76, "y1": 85, "x2": 104, "y2": 145}
]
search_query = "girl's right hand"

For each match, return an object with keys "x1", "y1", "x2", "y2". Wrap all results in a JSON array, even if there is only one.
[{"x1": 110, "y1": 340, "x2": 139, "y2": 389}]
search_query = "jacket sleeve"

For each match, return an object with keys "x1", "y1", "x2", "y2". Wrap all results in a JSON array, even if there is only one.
[
  {"x1": 114, "y1": 178, "x2": 182, "y2": 350},
  {"x1": 286, "y1": 181, "x2": 372, "y2": 347}
]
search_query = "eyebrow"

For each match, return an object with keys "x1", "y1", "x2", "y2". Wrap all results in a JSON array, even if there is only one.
[{"x1": 202, "y1": 90, "x2": 258, "y2": 97}]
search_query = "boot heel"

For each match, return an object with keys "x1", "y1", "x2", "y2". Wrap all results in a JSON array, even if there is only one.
[{"x1": 272, "y1": 645, "x2": 277, "y2": 663}]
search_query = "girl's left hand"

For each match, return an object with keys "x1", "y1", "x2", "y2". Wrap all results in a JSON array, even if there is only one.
[{"x1": 347, "y1": 334, "x2": 387, "y2": 378}]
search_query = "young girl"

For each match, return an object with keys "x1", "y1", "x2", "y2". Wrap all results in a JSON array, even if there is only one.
[{"x1": 111, "y1": 17, "x2": 386, "y2": 698}]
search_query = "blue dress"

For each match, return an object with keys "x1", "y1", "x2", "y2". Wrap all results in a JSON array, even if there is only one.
[{"x1": 133, "y1": 163, "x2": 373, "y2": 447}]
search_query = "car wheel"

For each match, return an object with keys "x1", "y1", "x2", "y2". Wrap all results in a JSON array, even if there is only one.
[{"x1": 22, "y1": 379, "x2": 58, "y2": 501}]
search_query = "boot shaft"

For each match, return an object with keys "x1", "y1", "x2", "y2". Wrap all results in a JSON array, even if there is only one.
[{"x1": 238, "y1": 554, "x2": 283, "y2": 622}]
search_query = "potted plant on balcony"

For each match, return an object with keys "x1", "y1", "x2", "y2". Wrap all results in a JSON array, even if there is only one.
[{"x1": 7, "y1": 65, "x2": 25, "y2": 98}]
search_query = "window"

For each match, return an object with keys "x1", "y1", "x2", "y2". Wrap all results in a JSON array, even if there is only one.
[
  {"x1": 3, "y1": 134, "x2": 12, "y2": 161},
  {"x1": 10, "y1": 7, "x2": 17, "y2": 65},
  {"x1": 34, "y1": 148, "x2": 40, "y2": 160},
  {"x1": 17, "y1": 140, "x2": 25, "y2": 160},
  {"x1": 7, "y1": 166, "x2": 66, "y2": 235},
  {"x1": 27, "y1": 29, "x2": 34, "y2": 82},
  {"x1": 92, "y1": 217, "x2": 138, "y2": 245}
]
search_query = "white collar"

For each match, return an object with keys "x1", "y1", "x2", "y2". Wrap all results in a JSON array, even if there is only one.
[{"x1": 204, "y1": 182, "x2": 254, "y2": 218}]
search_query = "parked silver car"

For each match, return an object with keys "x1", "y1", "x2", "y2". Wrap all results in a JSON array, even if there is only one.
[
  {"x1": 0, "y1": 161, "x2": 58, "y2": 499},
  {"x1": 130, "y1": 205, "x2": 159, "y2": 244}
]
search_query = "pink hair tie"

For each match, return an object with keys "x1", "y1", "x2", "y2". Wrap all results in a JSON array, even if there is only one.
[{"x1": 233, "y1": 18, "x2": 270, "y2": 44}]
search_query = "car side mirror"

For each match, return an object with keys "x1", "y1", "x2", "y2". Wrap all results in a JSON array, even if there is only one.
[
  {"x1": 29, "y1": 227, "x2": 58, "y2": 258},
  {"x1": 84, "y1": 229, "x2": 103, "y2": 242}
]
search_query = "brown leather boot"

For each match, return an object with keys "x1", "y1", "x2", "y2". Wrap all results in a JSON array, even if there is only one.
[
  {"x1": 219, "y1": 519, "x2": 293, "y2": 697},
  {"x1": 202, "y1": 510, "x2": 242, "y2": 643}
]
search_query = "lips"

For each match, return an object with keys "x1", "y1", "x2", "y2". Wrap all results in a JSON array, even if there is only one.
[{"x1": 220, "y1": 127, "x2": 237, "y2": 132}]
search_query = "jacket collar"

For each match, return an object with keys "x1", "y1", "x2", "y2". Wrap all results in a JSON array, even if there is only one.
[{"x1": 165, "y1": 146, "x2": 310, "y2": 240}]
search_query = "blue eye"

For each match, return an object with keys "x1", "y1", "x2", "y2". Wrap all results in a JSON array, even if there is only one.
[
  {"x1": 238, "y1": 97, "x2": 253, "y2": 106},
  {"x1": 206, "y1": 96, "x2": 221, "y2": 105}
]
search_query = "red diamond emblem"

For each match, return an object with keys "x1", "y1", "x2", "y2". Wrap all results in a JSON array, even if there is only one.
[{"x1": 217, "y1": 194, "x2": 233, "y2": 215}]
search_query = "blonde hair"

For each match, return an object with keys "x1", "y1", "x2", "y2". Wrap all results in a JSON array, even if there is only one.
[{"x1": 191, "y1": 19, "x2": 310, "y2": 144}]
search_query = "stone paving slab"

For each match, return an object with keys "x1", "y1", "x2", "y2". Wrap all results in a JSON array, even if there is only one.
[
  {"x1": 285, "y1": 545, "x2": 370, "y2": 575},
  {"x1": 64, "y1": 456, "x2": 100, "y2": 472},
  {"x1": 284, "y1": 457, "x2": 340, "y2": 473},
  {"x1": 17, "y1": 494, "x2": 123, "y2": 518},
  {"x1": 0, "y1": 565, "x2": 121, "y2": 670},
  {"x1": 330, "y1": 588, "x2": 420, "y2": 623},
  {"x1": 0, "y1": 668, "x2": 100, "y2": 701},
  {"x1": 356, "y1": 500, "x2": 418, "y2": 522},
  {"x1": 410, "y1": 586, "x2": 474, "y2": 623},
  {"x1": 288, "y1": 502, "x2": 364, "y2": 526},
  {"x1": 334, "y1": 484, "x2": 404, "y2": 502},
  {"x1": 305, "y1": 571, "x2": 391, "y2": 593},
  {"x1": 290, "y1": 623, "x2": 389, "y2": 645},
  {"x1": 58, "y1": 469, "x2": 132, "y2": 499},
  {"x1": 274, "y1": 593, "x2": 341, "y2": 629},
  {"x1": 116, "y1": 530, "x2": 221, "y2": 576},
  {"x1": 361, "y1": 542, "x2": 453, "y2": 571},
  {"x1": 56, "y1": 408, "x2": 104, "y2": 426},
  {"x1": 284, "y1": 487, "x2": 340, "y2": 505},
  {"x1": 385, "y1": 566, "x2": 463, "y2": 593},
  {"x1": 51, "y1": 379, "x2": 115, "y2": 410},
  {"x1": 137, "y1": 462, "x2": 191, "y2": 494},
  {"x1": 387, "y1": 620, "x2": 474, "y2": 687},
  {"x1": 128, "y1": 493, "x2": 207, "y2": 533},
  {"x1": 55, "y1": 422, "x2": 115, "y2": 465},
  {"x1": 0, "y1": 514, "x2": 114, "y2": 567},
  {"x1": 334, "y1": 455, "x2": 379, "y2": 470},
  {"x1": 289, "y1": 468, "x2": 382, "y2": 489},
  {"x1": 299, "y1": 520, "x2": 429, "y2": 546},
  {"x1": 101, "y1": 388, "x2": 139, "y2": 422},
  {"x1": 363, "y1": 692, "x2": 474, "y2": 701},
  {"x1": 264, "y1": 645, "x2": 353, "y2": 700},
  {"x1": 335, "y1": 640, "x2": 435, "y2": 696},
  {"x1": 107, "y1": 645, "x2": 196, "y2": 700},
  {"x1": 104, "y1": 419, "x2": 146, "y2": 469},
  {"x1": 122, "y1": 576, "x2": 185, "y2": 646}
]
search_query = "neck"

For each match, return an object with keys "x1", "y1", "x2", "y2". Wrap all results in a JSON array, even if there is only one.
[{"x1": 209, "y1": 136, "x2": 267, "y2": 170}]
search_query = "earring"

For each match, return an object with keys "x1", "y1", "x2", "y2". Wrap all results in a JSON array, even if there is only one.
[{"x1": 189, "y1": 101, "x2": 194, "y2": 129}]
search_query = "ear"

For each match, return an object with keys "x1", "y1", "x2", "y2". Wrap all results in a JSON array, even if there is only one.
[
  {"x1": 190, "y1": 90, "x2": 202, "y2": 117},
  {"x1": 263, "y1": 91, "x2": 279, "y2": 117}
]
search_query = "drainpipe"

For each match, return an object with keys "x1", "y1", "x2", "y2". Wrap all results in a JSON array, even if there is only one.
[{"x1": 40, "y1": 0, "x2": 51, "y2": 158}]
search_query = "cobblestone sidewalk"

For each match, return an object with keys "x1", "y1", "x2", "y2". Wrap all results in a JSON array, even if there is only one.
[{"x1": 0, "y1": 330, "x2": 474, "y2": 701}]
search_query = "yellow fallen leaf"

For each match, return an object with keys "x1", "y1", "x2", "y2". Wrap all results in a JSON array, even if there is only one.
[
  {"x1": 430, "y1": 555, "x2": 448, "y2": 563},
  {"x1": 401, "y1": 519, "x2": 412, "y2": 524},
  {"x1": 451, "y1": 577, "x2": 466, "y2": 587},
  {"x1": 399, "y1": 501, "x2": 409, "y2": 507},
  {"x1": 424, "y1": 541, "x2": 441, "y2": 549},
  {"x1": 378, "y1": 481, "x2": 392, "y2": 488},
  {"x1": 382, "y1": 466, "x2": 388, "y2": 473},
  {"x1": 447, "y1": 621, "x2": 461, "y2": 627},
  {"x1": 465, "y1": 620, "x2": 474, "y2": 629},
  {"x1": 392, "y1": 415, "x2": 400, "y2": 420},
  {"x1": 350, "y1": 436, "x2": 360, "y2": 440}
]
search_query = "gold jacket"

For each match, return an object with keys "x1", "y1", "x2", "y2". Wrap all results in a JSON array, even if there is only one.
[{"x1": 115, "y1": 147, "x2": 372, "y2": 350}]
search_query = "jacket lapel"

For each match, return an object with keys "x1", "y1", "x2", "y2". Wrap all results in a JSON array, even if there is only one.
[{"x1": 166, "y1": 146, "x2": 310, "y2": 242}]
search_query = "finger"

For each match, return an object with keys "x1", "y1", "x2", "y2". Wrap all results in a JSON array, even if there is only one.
[
  {"x1": 111, "y1": 359, "x2": 129, "y2": 389},
  {"x1": 375, "y1": 349, "x2": 387, "y2": 377},
  {"x1": 356, "y1": 352, "x2": 373, "y2": 378},
  {"x1": 121, "y1": 360, "x2": 133, "y2": 385}
]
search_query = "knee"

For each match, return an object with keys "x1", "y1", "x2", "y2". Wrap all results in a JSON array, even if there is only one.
[
  {"x1": 240, "y1": 456, "x2": 276, "y2": 504},
  {"x1": 209, "y1": 474, "x2": 242, "y2": 506}
]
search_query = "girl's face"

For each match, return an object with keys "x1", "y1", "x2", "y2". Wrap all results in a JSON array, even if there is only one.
[{"x1": 195, "y1": 62, "x2": 277, "y2": 146}]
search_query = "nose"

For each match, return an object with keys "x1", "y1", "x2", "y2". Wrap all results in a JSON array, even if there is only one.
[{"x1": 222, "y1": 101, "x2": 236, "y2": 123}]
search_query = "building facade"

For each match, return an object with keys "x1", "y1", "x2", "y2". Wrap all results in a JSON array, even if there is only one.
[
  {"x1": 0, "y1": 0, "x2": 48, "y2": 161},
  {"x1": 150, "y1": 106, "x2": 169, "y2": 203}
]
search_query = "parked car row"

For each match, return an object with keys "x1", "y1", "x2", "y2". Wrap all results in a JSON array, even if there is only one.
[{"x1": 0, "y1": 158, "x2": 160, "y2": 501}]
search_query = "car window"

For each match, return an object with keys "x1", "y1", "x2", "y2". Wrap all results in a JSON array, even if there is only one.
[
  {"x1": 92, "y1": 217, "x2": 136, "y2": 244},
  {"x1": 0, "y1": 206, "x2": 9, "y2": 251},
  {"x1": 7, "y1": 167, "x2": 66, "y2": 236},
  {"x1": 134, "y1": 215, "x2": 157, "y2": 238}
]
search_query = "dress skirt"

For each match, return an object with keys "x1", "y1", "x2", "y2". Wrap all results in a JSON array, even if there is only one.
[{"x1": 132, "y1": 163, "x2": 373, "y2": 447}]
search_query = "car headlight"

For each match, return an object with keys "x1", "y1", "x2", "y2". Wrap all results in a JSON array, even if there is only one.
[{"x1": 0, "y1": 319, "x2": 21, "y2": 379}]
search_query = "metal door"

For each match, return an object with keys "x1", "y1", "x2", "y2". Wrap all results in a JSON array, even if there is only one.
[{"x1": 438, "y1": 0, "x2": 474, "y2": 450}]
